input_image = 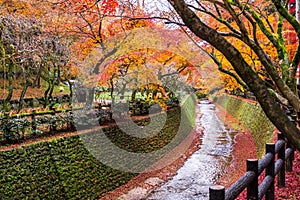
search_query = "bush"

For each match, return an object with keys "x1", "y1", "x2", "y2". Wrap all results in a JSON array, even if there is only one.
[{"x1": 195, "y1": 90, "x2": 208, "y2": 99}]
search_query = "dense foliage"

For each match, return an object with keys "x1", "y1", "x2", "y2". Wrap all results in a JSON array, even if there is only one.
[
  {"x1": 0, "y1": 15, "x2": 70, "y2": 111},
  {"x1": 0, "y1": 105, "x2": 195, "y2": 199}
]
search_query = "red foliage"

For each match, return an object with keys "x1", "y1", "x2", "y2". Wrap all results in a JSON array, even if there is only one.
[
  {"x1": 288, "y1": 0, "x2": 296, "y2": 16},
  {"x1": 275, "y1": 150, "x2": 300, "y2": 200},
  {"x1": 236, "y1": 150, "x2": 300, "y2": 200},
  {"x1": 101, "y1": 0, "x2": 118, "y2": 14},
  {"x1": 216, "y1": 101, "x2": 299, "y2": 200}
]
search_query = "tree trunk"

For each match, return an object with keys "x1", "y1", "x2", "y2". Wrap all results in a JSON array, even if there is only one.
[
  {"x1": 56, "y1": 66, "x2": 61, "y2": 85},
  {"x1": 33, "y1": 65, "x2": 43, "y2": 88},
  {"x1": 131, "y1": 89, "x2": 137, "y2": 101},
  {"x1": 120, "y1": 83, "x2": 127, "y2": 100},
  {"x1": 49, "y1": 80, "x2": 55, "y2": 101},
  {"x1": 168, "y1": 0, "x2": 300, "y2": 150},
  {"x1": 67, "y1": 80, "x2": 73, "y2": 105},
  {"x1": 18, "y1": 80, "x2": 31, "y2": 112},
  {"x1": 86, "y1": 88, "x2": 95, "y2": 106},
  {"x1": 49, "y1": 66, "x2": 58, "y2": 101},
  {"x1": 3, "y1": 64, "x2": 13, "y2": 112},
  {"x1": 108, "y1": 78, "x2": 115, "y2": 105},
  {"x1": 44, "y1": 81, "x2": 51, "y2": 108}
]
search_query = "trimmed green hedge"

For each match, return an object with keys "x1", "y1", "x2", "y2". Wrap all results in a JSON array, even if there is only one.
[
  {"x1": 0, "y1": 136, "x2": 136, "y2": 199},
  {"x1": 0, "y1": 99, "x2": 195, "y2": 199},
  {"x1": 214, "y1": 95, "x2": 275, "y2": 158}
]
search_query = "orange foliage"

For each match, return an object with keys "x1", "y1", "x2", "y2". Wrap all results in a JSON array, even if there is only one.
[
  {"x1": 58, "y1": 0, "x2": 118, "y2": 14},
  {"x1": 0, "y1": 0, "x2": 47, "y2": 17},
  {"x1": 101, "y1": 0, "x2": 118, "y2": 14},
  {"x1": 197, "y1": 0, "x2": 297, "y2": 90},
  {"x1": 97, "y1": 48, "x2": 201, "y2": 90},
  {"x1": 52, "y1": 0, "x2": 157, "y2": 78},
  {"x1": 105, "y1": 7, "x2": 155, "y2": 38}
]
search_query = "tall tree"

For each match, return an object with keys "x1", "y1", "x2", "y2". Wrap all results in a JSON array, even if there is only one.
[
  {"x1": 164, "y1": 0, "x2": 300, "y2": 150},
  {"x1": 52, "y1": 0, "x2": 151, "y2": 104}
]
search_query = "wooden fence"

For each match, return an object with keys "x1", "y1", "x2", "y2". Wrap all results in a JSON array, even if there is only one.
[{"x1": 209, "y1": 132, "x2": 295, "y2": 200}]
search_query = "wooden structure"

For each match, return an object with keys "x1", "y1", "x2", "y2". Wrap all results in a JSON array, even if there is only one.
[{"x1": 209, "y1": 132, "x2": 295, "y2": 200}]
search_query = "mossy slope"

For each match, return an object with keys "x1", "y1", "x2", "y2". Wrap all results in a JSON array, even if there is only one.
[
  {"x1": 0, "y1": 102, "x2": 195, "y2": 199},
  {"x1": 214, "y1": 95, "x2": 274, "y2": 157}
]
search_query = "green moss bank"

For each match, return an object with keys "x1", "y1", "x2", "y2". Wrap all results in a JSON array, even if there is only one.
[
  {"x1": 0, "y1": 136, "x2": 135, "y2": 199},
  {"x1": 0, "y1": 97, "x2": 195, "y2": 199},
  {"x1": 214, "y1": 95, "x2": 275, "y2": 158}
]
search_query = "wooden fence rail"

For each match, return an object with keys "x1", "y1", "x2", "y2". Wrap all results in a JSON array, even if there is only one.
[{"x1": 209, "y1": 132, "x2": 294, "y2": 200}]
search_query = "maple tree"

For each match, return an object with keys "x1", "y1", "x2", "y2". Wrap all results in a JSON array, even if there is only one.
[
  {"x1": 0, "y1": 0, "x2": 120, "y2": 109},
  {"x1": 96, "y1": 46, "x2": 202, "y2": 107},
  {"x1": 67, "y1": 0, "x2": 207, "y2": 105},
  {"x1": 1, "y1": 0, "x2": 205, "y2": 108},
  {"x1": 162, "y1": 0, "x2": 300, "y2": 150},
  {"x1": 48, "y1": 0, "x2": 159, "y2": 104}
]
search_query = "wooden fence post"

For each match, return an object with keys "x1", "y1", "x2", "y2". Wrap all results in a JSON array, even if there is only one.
[
  {"x1": 286, "y1": 141, "x2": 294, "y2": 172},
  {"x1": 265, "y1": 143, "x2": 275, "y2": 200},
  {"x1": 209, "y1": 185, "x2": 225, "y2": 200},
  {"x1": 277, "y1": 133, "x2": 286, "y2": 187},
  {"x1": 247, "y1": 159, "x2": 258, "y2": 200},
  {"x1": 31, "y1": 110, "x2": 37, "y2": 136}
]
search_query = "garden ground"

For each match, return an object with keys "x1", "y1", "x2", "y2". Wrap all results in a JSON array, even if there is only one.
[{"x1": 0, "y1": 80, "x2": 70, "y2": 100}]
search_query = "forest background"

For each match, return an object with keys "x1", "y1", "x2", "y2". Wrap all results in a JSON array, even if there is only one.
[{"x1": 1, "y1": 0, "x2": 300, "y2": 149}]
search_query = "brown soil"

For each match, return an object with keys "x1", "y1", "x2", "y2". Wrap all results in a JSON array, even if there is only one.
[
  {"x1": 99, "y1": 103, "x2": 258, "y2": 199},
  {"x1": 0, "y1": 79, "x2": 69, "y2": 100},
  {"x1": 215, "y1": 103, "x2": 300, "y2": 200},
  {"x1": 0, "y1": 100, "x2": 205, "y2": 199}
]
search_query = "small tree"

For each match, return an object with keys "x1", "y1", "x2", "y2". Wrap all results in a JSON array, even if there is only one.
[{"x1": 0, "y1": 16, "x2": 70, "y2": 111}]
